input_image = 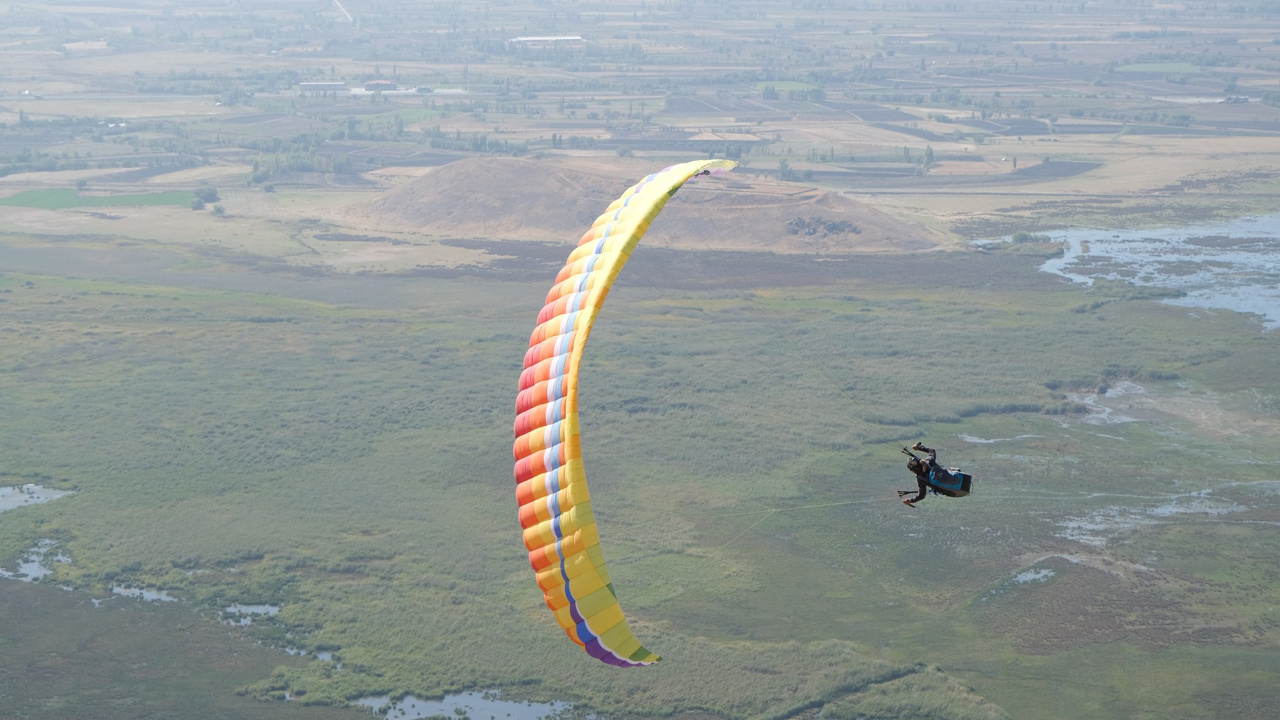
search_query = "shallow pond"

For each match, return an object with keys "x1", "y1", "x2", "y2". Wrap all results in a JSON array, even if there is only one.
[
  {"x1": 224, "y1": 603, "x2": 281, "y2": 625},
  {"x1": 1035, "y1": 214, "x2": 1280, "y2": 329},
  {"x1": 356, "y1": 691, "x2": 570, "y2": 720},
  {"x1": 1013, "y1": 568, "x2": 1056, "y2": 584},
  {"x1": 0, "y1": 539, "x2": 69, "y2": 582},
  {"x1": 1056, "y1": 486, "x2": 1246, "y2": 547},
  {"x1": 112, "y1": 586, "x2": 180, "y2": 602},
  {"x1": 1, "y1": 486, "x2": 74, "y2": 582},
  {"x1": 0, "y1": 483, "x2": 73, "y2": 513}
]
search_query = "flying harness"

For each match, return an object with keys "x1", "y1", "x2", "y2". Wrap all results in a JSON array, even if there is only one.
[{"x1": 901, "y1": 447, "x2": 973, "y2": 498}]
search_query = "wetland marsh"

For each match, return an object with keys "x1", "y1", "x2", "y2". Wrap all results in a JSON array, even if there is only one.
[
  {"x1": 3, "y1": 0, "x2": 1280, "y2": 718},
  {"x1": 4, "y1": 235, "x2": 1277, "y2": 719},
  {"x1": 1039, "y1": 213, "x2": 1280, "y2": 330}
]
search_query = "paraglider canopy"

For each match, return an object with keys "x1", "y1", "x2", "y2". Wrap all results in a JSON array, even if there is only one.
[{"x1": 513, "y1": 159, "x2": 736, "y2": 666}]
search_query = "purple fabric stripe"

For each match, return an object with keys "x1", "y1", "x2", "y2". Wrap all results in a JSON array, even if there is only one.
[{"x1": 585, "y1": 638, "x2": 637, "y2": 667}]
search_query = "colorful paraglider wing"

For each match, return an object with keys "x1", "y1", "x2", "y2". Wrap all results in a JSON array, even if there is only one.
[{"x1": 513, "y1": 159, "x2": 736, "y2": 666}]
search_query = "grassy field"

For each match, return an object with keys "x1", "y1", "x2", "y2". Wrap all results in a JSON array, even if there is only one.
[
  {"x1": 0, "y1": 582, "x2": 365, "y2": 720},
  {"x1": 2, "y1": 227, "x2": 1278, "y2": 719},
  {"x1": 0, "y1": 189, "x2": 192, "y2": 208}
]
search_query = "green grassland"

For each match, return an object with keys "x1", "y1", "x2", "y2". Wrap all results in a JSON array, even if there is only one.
[
  {"x1": 0, "y1": 582, "x2": 364, "y2": 720},
  {"x1": 0, "y1": 189, "x2": 193, "y2": 209},
  {"x1": 2, "y1": 231, "x2": 1278, "y2": 719}
]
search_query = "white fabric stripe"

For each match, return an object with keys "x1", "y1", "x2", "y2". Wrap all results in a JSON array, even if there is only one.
[
  {"x1": 594, "y1": 221, "x2": 616, "y2": 254},
  {"x1": 559, "y1": 310, "x2": 579, "y2": 335},
  {"x1": 542, "y1": 447, "x2": 560, "y2": 472},
  {"x1": 543, "y1": 420, "x2": 561, "y2": 449},
  {"x1": 554, "y1": 331, "x2": 573, "y2": 357},
  {"x1": 545, "y1": 398, "x2": 564, "y2": 425}
]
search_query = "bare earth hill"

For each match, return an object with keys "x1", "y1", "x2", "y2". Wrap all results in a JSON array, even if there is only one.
[{"x1": 357, "y1": 157, "x2": 943, "y2": 253}]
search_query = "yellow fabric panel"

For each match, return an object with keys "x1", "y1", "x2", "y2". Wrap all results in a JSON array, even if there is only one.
[
  {"x1": 568, "y1": 500, "x2": 592, "y2": 531},
  {"x1": 535, "y1": 563, "x2": 569, "y2": 592},
  {"x1": 598, "y1": 618, "x2": 639, "y2": 649},
  {"x1": 553, "y1": 587, "x2": 619, "y2": 627},
  {"x1": 584, "y1": 543, "x2": 609, "y2": 580},
  {"x1": 523, "y1": 521, "x2": 556, "y2": 551},
  {"x1": 516, "y1": 426, "x2": 551, "y2": 455},
  {"x1": 561, "y1": 477, "x2": 587, "y2": 507},
  {"x1": 577, "y1": 520, "x2": 600, "y2": 548},
  {"x1": 608, "y1": 634, "x2": 643, "y2": 660},
  {"x1": 576, "y1": 585, "x2": 623, "y2": 619},
  {"x1": 563, "y1": 455, "x2": 585, "y2": 485},
  {"x1": 543, "y1": 559, "x2": 607, "y2": 602},
  {"x1": 524, "y1": 474, "x2": 550, "y2": 501},
  {"x1": 523, "y1": 501, "x2": 591, "y2": 551},
  {"x1": 583, "y1": 603, "x2": 626, "y2": 636},
  {"x1": 562, "y1": 547, "x2": 601, "y2": 581}
]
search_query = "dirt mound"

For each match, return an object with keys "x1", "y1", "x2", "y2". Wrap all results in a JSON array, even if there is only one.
[{"x1": 357, "y1": 156, "x2": 942, "y2": 253}]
